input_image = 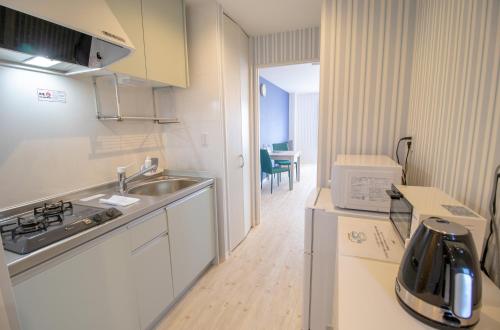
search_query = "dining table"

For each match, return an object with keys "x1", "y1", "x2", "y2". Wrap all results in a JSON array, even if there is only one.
[{"x1": 268, "y1": 150, "x2": 301, "y2": 190}]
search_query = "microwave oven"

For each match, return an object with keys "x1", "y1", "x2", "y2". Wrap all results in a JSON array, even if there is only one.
[
  {"x1": 331, "y1": 155, "x2": 402, "y2": 212},
  {"x1": 387, "y1": 184, "x2": 487, "y2": 255}
]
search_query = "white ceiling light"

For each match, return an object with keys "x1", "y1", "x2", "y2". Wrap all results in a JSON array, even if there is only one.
[{"x1": 23, "y1": 56, "x2": 61, "y2": 68}]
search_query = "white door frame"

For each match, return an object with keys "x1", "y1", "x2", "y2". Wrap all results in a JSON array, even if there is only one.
[{"x1": 249, "y1": 60, "x2": 320, "y2": 227}]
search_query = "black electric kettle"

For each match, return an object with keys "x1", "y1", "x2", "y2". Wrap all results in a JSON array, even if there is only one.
[{"x1": 395, "y1": 217, "x2": 482, "y2": 329}]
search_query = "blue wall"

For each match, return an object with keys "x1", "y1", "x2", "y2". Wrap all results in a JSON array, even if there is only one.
[{"x1": 259, "y1": 77, "x2": 289, "y2": 148}]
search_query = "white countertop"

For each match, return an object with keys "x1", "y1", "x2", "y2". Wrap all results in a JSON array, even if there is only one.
[
  {"x1": 394, "y1": 185, "x2": 482, "y2": 219},
  {"x1": 2, "y1": 173, "x2": 214, "y2": 277},
  {"x1": 309, "y1": 188, "x2": 388, "y2": 220},
  {"x1": 336, "y1": 217, "x2": 500, "y2": 330}
]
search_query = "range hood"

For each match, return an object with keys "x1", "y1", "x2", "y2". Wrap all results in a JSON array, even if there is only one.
[{"x1": 0, "y1": 0, "x2": 134, "y2": 75}]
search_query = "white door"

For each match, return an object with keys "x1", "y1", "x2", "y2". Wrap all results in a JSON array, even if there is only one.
[{"x1": 223, "y1": 15, "x2": 251, "y2": 251}]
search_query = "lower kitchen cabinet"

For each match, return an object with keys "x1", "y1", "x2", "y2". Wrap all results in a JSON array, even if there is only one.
[
  {"x1": 131, "y1": 232, "x2": 174, "y2": 329},
  {"x1": 167, "y1": 187, "x2": 216, "y2": 296},
  {"x1": 11, "y1": 186, "x2": 216, "y2": 330},
  {"x1": 13, "y1": 228, "x2": 139, "y2": 330}
]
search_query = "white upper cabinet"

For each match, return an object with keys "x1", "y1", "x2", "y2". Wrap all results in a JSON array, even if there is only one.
[
  {"x1": 142, "y1": 0, "x2": 189, "y2": 88},
  {"x1": 106, "y1": 0, "x2": 147, "y2": 79},
  {"x1": 106, "y1": 0, "x2": 189, "y2": 87}
]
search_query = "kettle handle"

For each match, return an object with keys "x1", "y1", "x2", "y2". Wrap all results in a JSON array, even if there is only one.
[{"x1": 444, "y1": 240, "x2": 476, "y2": 319}]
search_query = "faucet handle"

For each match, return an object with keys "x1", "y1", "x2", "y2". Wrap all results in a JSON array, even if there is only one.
[
  {"x1": 150, "y1": 157, "x2": 159, "y2": 170},
  {"x1": 140, "y1": 157, "x2": 159, "y2": 175}
]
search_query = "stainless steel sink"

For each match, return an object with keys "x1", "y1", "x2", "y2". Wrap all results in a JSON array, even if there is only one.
[{"x1": 127, "y1": 178, "x2": 199, "y2": 196}]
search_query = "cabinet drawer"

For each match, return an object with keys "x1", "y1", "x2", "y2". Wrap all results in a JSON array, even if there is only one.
[
  {"x1": 131, "y1": 233, "x2": 174, "y2": 329},
  {"x1": 128, "y1": 209, "x2": 168, "y2": 251}
]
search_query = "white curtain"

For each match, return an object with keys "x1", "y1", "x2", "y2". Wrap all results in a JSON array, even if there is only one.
[{"x1": 290, "y1": 93, "x2": 319, "y2": 164}]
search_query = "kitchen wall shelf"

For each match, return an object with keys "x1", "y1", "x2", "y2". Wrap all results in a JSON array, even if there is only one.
[{"x1": 93, "y1": 74, "x2": 180, "y2": 125}]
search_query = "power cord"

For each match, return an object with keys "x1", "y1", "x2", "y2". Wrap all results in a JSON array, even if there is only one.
[
  {"x1": 396, "y1": 137, "x2": 412, "y2": 185},
  {"x1": 481, "y1": 165, "x2": 500, "y2": 277}
]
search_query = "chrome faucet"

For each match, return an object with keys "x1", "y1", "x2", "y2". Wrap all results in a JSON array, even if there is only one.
[{"x1": 118, "y1": 157, "x2": 159, "y2": 194}]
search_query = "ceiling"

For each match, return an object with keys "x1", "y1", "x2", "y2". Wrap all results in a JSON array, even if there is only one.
[
  {"x1": 187, "y1": 0, "x2": 322, "y2": 36},
  {"x1": 260, "y1": 63, "x2": 320, "y2": 94}
]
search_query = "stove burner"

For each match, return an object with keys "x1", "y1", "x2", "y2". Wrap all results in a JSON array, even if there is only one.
[
  {"x1": 0, "y1": 202, "x2": 122, "y2": 254},
  {"x1": 34, "y1": 201, "x2": 73, "y2": 218},
  {"x1": 0, "y1": 201, "x2": 72, "y2": 240},
  {"x1": 11, "y1": 217, "x2": 48, "y2": 238}
]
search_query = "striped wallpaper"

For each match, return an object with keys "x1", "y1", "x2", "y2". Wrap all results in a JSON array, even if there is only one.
[
  {"x1": 250, "y1": 26, "x2": 320, "y2": 66},
  {"x1": 319, "y1": 0, "x2": 500, "y2": 283},
  {"x1": 406, "y1": 0, "x2": 500, "y2": 283},
  {"x1": 317, "y1": 0, "x2": 415, "y2": 186},
  {"x1": 407, "y1": 0, "x2": 500, "y2": 219}
]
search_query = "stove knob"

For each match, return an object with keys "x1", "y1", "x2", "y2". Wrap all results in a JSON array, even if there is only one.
[
  {"x1": 93, "y1": 214, "x2": 103, "y2": 223},
  {"x1": 106, "y1": 209, "x2": 116, "y2": 218}
]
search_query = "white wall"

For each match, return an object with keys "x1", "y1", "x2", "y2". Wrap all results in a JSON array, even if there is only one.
[
  {"x1": 160, "y1": 1, "x2": 230, "y2": 258},
  {"x1": 290, "y1": 93, "x2": 319, "y2": 164},
  {"x1": 406, "y1": 0, "x2": 500, "y2": 217},
  {"x1": 0, "y1": 0, "x2": 232, "y2": 260},
  {"x1": 406, "y1": 0, "x2": 500, "y2": 285},
  {"x1": 318, "y1": 0, "x2": 415, "y2": 186},
  {"x1": 318, "y1": 0, "x2": 500, "y2": 284},
  {"x1": 318, "y1": 0, "x2": 499, "y2": 217},
  {"x1": 0, "y1": 66, "x2": 167, "y2": 209}
]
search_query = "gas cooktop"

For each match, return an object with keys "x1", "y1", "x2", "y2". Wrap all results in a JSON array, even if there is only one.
[{"x1": 0, "y1": 200, "x2": 122, "y2": 254}]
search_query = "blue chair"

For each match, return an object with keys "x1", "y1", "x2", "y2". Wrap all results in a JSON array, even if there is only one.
[
  {"x1": 260, "y1": 149, "x2": 290, "y2": 193},
  {"x1": 272, "y1": 142, "x2": 298, "y2": 178}
]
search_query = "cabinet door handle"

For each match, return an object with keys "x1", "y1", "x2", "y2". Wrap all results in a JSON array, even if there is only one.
[{"x1": 239, "y1": 154, "x2": 245, "y2": 168}]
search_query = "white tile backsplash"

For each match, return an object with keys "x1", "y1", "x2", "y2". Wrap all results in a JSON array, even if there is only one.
[{"x1": 0, "y1": 66, "x2": 166, "y2": 208}]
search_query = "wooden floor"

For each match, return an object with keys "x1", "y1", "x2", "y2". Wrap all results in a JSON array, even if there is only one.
[{"x1": 157, "y1": 164, "x2": 317, "y2": 330}]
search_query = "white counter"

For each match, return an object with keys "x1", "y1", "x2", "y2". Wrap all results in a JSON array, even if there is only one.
[
  {"x1": 336, "y1": 216, "x2": 500, "y2": 329},
  {"x1": 304, "y1": 188, "x2": 388, "y2": 330}
]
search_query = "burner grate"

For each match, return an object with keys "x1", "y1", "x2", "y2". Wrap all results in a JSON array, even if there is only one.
[
  {"x1": 12, "y1": 217, "x2": 48, "y2": 238},
  {"x1": 1, "y1": 203, "x2": 123, "y2": 255},
  {"x1": 0, "y1": 200, "x2": 72, "y2": 240},
  {"x1": 34, "y1": 201, "x2": 73, "y2": 218}
]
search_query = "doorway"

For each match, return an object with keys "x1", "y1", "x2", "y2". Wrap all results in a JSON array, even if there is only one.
[{"x1": 257, "y1": 63, "x2": 320, "y2": 207}]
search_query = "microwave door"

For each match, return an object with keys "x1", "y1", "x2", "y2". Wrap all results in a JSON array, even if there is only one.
[{"x1": 389, "y1": 193, "x2": 413, "y2": 243}]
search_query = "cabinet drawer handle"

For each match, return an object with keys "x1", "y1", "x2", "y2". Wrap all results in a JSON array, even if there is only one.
[
  {"x1": 239, "y1": 154, "x2": 245, "y2": 168},
  {"x1": 131, "y1": 232, "x2": 168, "y2": 255}
]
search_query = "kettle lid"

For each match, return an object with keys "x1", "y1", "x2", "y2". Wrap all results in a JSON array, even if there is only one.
[{"x1": 423, "y1": 217, "x2": 469, "y2": 236}]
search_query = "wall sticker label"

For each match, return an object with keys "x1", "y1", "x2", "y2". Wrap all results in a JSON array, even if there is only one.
[{"x1": 37, "y1": 89, "x2": 66, "y2": 103}]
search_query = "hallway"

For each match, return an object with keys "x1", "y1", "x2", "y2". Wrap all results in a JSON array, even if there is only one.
[{"x1": 157, "y1": 165, "x2": 317, "y2": 330}]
